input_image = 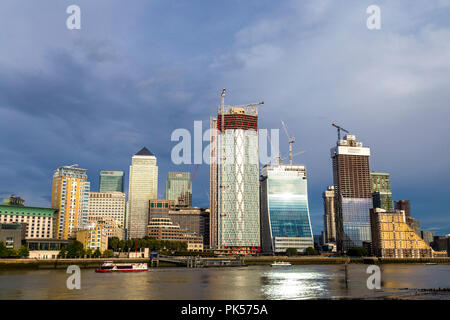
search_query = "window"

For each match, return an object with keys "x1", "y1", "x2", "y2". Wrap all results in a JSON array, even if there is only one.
[{"x1": 5, "y1": 237, "x2": 14, "y2": 249}]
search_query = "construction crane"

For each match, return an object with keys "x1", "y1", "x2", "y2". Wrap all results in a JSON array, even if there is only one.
[
  {"x1": 219, "y1": 88, "x2": 264, "y2": 114},
  {"x1": 332, "y1": 123, "x2": 349, "y2": 141},
  {"x1": 281, "y1": 120, "x2": 296, "y2": 165}
]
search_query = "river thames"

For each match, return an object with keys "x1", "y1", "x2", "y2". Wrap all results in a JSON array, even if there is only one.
[{"x1": 1, "y1": 264, "x2": 449, "y2": 300}]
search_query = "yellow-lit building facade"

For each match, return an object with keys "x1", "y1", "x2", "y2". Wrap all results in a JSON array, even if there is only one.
[
  {"x1": 76, "y1": 223, "x2": 108, "y2": 252},
  {"x1": 51, "y1": 166, "x2": 90, "y2": 239},
  {"x1": 370, "y1": 208, "x2": 433, "y2": 258}
]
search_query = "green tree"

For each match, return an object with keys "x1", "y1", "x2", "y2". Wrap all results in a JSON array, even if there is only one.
[
  {"x1": 305, "y1": 247, "x2": 319, "y2": 256},
  {"x1": 86, "y1": 248, "x2": 93, "y2": 258},
  {"x1": 286, "y1": 248, "x2": 298, "y2": 256},
  {"x1": 93, "y1": 248, "x2": 102, "y2": 258},
  {"x1": 66, "y1": 241, "x2": 85, "y2": 258},
  {"x1": 103, "y1": 249, "x2": 114, "y2": 258},
  {"x1": 59, "y1": 247, "x2": 68, "y2": 258},
  {"x1": 0, "y1": 241, "x2": 8, "y2": 258},
  {"x1": 18, "y1": 245, "x2": 29, "y2": 258},
  {"x1": 346, "y1": 247, "x2": 368, "y2": 257},
  {"x1": 109, "y1": 237, "x2": 119, "y2": 251},
  {"x1": 7, "y1": 249, "x2": 18, "y2": 257}
]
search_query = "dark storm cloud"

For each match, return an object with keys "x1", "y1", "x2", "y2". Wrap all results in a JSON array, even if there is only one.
[{"x1": 0, "y1": 0, "x2": 449, "y2": 234}]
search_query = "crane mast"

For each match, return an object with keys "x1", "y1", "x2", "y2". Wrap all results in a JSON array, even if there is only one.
[{"x1": 332, "y1": 123, "x2": 350, "y2": 141}]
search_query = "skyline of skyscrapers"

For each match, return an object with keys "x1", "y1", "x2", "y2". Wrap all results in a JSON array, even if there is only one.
[
  {"x1": 331, "y1": 134, "x2": 372, "y2": 252},
  {"x1": 127, "y1": 147, "x2": 158, "y2": 239},
  {"x1": 51, "y1": 166, "x2": 90, "y2": 239},
  {"x1": 260, "y1": 164, "x2": 314, "y2": 254},
  {"x1": 99, "y1": 170, "x2": 125, "y2": 193},
  {"x1": 165, "y1": 172, "x2": 192, "y2": 207}
]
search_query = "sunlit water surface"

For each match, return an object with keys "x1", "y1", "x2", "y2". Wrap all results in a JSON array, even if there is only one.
[{"x1": 0, "y1": 264, "x2": 449, "y2": 300}]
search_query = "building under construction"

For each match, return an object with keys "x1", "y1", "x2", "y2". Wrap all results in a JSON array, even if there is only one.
[{"x1": 209, "y1": 89, "x2": 262, "y2": 253}]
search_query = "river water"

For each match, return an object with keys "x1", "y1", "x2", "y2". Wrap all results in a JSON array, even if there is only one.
[{"x1": 0, "y1": 264, "x2": 449, "y2": 300}]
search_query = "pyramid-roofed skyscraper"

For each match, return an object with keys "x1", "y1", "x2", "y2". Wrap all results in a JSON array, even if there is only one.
[{"x1": 127, "y1": 146, "x2": 158, "y2": 239}]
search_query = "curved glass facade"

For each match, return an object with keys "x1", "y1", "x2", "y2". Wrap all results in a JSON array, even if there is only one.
[{"x1": 260, "y1": 165, "x2": 314, "y2": 254}]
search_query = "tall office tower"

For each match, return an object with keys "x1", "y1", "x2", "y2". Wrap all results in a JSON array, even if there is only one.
[
  {"x1": 395, "y1": 200, "x2": 421, "y2": 236},
  {"x1": 88, "y1": 192, "x2": 126, "y2": 227},
  {"x1": 165, "y1": 172, "x2": 192, "y2": 207},
  {"x1": 127, "y1": 147, "x2": 158, "y2": 239},
  {"x1": 370, "y1": 172, "x2": 394, "y2": 211},
  {"x1": 260, "y1": 164, "x2": 314, "y2": 254},
  {"x1": 210, "y1": 105, "x2": 260, "y2": 253},
  {"x1": 322, "y1": 185, "x2": 336, "y2": 243},
  {"x1": 99, "y1": 170, "x2": 124, "y2": 192},
  {"x1": 51, "y1": 166, "x2": 90, "y2": 239},
  {"x1": 331, "y1": 134, "x2": 372, "y2": 252}
]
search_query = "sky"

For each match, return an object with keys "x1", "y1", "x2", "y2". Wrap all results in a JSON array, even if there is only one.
[{"x1": 0, "y1": 0, "x2": 449, "y2": 235}]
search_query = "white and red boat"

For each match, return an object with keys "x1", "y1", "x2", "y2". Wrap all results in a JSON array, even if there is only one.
[{"x1": 95, "y1": 261, "x2": 148, "y2": 273}]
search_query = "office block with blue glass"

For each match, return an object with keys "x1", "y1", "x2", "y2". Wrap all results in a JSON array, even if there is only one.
[{"x1": 260, "y1": 164, "x2": 314, "y2": 254}]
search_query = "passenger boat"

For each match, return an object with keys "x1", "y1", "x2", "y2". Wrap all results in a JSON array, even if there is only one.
[
  {"x1": 95, "y1": 261, "x2": 148, "y2": 273},
  {"x1": 270, "y1": 261, "x2": 292, "y2": 267}
]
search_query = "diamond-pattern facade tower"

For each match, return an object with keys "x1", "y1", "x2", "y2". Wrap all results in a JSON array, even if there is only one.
[{"x1": 211, "y1": 105, "x2": 260, "y2": 253}]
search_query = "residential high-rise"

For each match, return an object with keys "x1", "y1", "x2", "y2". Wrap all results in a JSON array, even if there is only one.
[
  {"x1": 331, "y1": 134, "x2": 372, "y2": 252},
  {"x1": 260, "y1": 164, "x2": 314, "y2": 254},
  {"x1": 210, "y1": 105, "x2": 260, "y2": 253},
  {"x1": 165, "y1": 172, "x2": 192, "y2": 207},
  {"x1": 370, "y1": 208, "x2": 433, "y2": 258},
  {"x1": 51, "y1": 166, "x2": 90, "y2": 239},
  {"x1": 370, "y1": 172, "x2": 393, "y2": 211},
  {"x1": 322, "y1": 185, "x2": 336, "y2": 243},
  {"x1": 99, "y1": 170, "x2": 124, "y2": 193},
  {"x1": 127, "y1": 147, "x2": 158, "y2": 239}
]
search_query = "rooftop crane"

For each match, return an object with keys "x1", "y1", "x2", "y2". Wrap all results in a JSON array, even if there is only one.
[
  {"x1": 331, "y1": 123, "x2": 349, "y2": 141},
  {"x1": 281, "y1": 120, "x2": 296, "y2": 165},
  {"x1": 266, "y1": 130, "x2": 306, "y2": 165}
]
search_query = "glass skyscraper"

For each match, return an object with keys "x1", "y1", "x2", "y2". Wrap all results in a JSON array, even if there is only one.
[
  {"x1": 331, "y1": 134, "x2": 372, "y2": 252},
  {"x1": 99, "y1": 170, "x2": 124, "y2": 193},
  {"x1": 260, "y1": 164, "x2": 314, "y2": 254},
  {"x1": 165, "y1": 172, "x2": 192, "y2": 207}
]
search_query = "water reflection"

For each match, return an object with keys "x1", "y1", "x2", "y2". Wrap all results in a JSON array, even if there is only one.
[
  {"x1": 0, "y1": 264, "x2": 449, "y2": 299},
  {"x1": 261, "y1": 266, "x2": 339, "y2": 299}
]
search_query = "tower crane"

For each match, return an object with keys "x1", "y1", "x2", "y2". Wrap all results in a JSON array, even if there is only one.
[
  {"x1": 281, "y1": 120, "x2": 296, "y2": 165},
  {"x1": 331, "y1": 123, "x2": 349, "y2": 141}
]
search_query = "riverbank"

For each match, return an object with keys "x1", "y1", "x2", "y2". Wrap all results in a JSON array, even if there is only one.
[
  {"x1": 243, "y1": 256, "x2": 450, "y2": 265},
  {"x1": 1, "y1": 256, "x2": 449, "y2": 270}
]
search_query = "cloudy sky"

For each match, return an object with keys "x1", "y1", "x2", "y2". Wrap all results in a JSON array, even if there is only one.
[{"x1": 0, "y1": 0, "x2": 449, "y2": 235}]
